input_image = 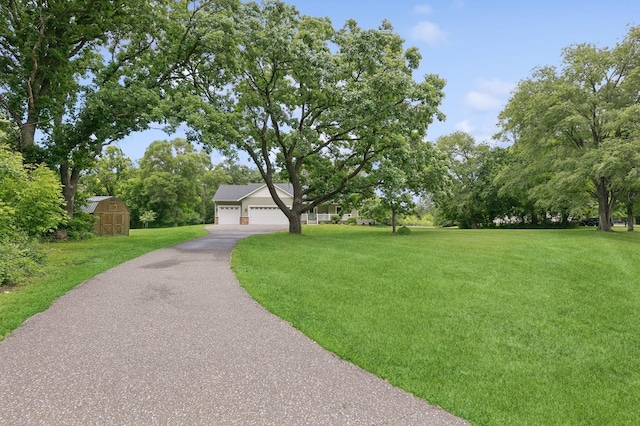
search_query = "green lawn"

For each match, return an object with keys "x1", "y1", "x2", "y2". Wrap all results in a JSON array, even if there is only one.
[
  {"x1": 232, "y1": 226, "x2": 640, "y2": 425},
  {"x1": 0, "y1": 225, "x2": 208, "y2": 340}
]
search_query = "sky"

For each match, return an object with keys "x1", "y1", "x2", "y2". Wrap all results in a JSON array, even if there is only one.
[{"x1": 115, "y1": 0, "x2": 640, "y2": 164}]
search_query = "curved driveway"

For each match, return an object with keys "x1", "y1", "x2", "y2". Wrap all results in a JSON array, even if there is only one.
[{"x1": 0, "y1": 225, "x2": 468, "y2": 425}]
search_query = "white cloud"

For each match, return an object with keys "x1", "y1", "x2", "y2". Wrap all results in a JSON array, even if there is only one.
[
  {"x1": 463, "y1": 78, "x2": 515, "y2": 112},
  {"x1": 411, "y1": 21, "x2": 447, "y2": 46},
  {"x1": 453, "y1": 121, "x2": 498, "y2": 143},
  {"x1": 477, "y1": 78, "x2": 514, "y2": 97},
  {"x1": 413, "y1": 4, "x2": 432, "y2": 15},
  {"x1": 464, "y1": 91, "x2": 502, "y2": 112},
  {"x1": 454, "y1": 120, "x2": 475, "y2": 133}
]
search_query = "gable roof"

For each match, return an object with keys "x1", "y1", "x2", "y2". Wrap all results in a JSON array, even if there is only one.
[
  {"x1": 213, "y1": 183, "x2": 293, "y2": 202},
  {"x1": 80, "y1": 196, "x2": 116, "y2": 214}
]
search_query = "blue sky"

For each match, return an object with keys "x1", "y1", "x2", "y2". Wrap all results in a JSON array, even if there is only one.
[{"x1": 116, "y1": 0, "x2": 640, "y2": 163}]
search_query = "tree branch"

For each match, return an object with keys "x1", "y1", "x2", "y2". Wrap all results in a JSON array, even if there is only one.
[{"x1": 0, "y1": 92, "x2": 24, "y2": 127}]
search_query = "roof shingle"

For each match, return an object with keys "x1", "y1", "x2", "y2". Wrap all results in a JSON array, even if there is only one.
[{"x1": 213, "y1": 183, "x2": 293, "y2": 202}]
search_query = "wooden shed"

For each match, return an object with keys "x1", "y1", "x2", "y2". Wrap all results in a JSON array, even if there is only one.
[{"x1": 81, "y1": 196, "x2": 130, "y2": 236}]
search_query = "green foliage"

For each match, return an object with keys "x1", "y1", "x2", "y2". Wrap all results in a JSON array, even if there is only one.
[
  {"x1": 0, "y1": 0, "x2": 238, "y2": 218},
  {"x1": 359, "y1": 196, "x2": 389, "y2": 226},
  {"x1": 396, "y1": 225, "x2": 411, "y2": 235},
  {"x1": 0, "y1": 143, "x2": 66, "y2": 237},
  {"x1": 372, "y1": 133, "x2": 447, "y2": 233},
  {"x1": 434, "y1": 132, "x2": 520, "y2": 228},
  {"x1": 185, "y1": 0, "x2": 445, "y2": 234},
  {"x1": 400, "y1": 211, "x2": 435, "y2": 227},
  {"x1": 218, "y1": 159, "x2": 263, "y2": 185},
  {"x1": 0, "y1": 232, "x2": 45, "y2": 286},
  {"x1": 0, "y1": 142, "x2": 57, "y2": 285},
  {"x1": 234, "y1": 226, "x2": 640, "y2": 425},
  {"x1": 122, "y1": 139, "x2": 214, "y2": 227},
  {"x1": 497, "y1": 25, "x2": 640, "y2": 231},
  {"x1": 330, "y1": 214, "x2": 341, "y2": 224},
  {"x1": 139, "y1": 210, "x2": 157, "y2": 229},
  {"x1": 80, "y1": 146, "x2": 135, "y2": 197},
  {"x1": 346, "y1": 217, "x2": 358, "y2": 226},
  {"x1": 55, "y1": 212, "x2": 97, "y2": 241}
]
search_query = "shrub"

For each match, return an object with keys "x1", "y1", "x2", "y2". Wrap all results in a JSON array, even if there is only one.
[
  {"x1": 0, "y1": 143, "x2": 66, "y2": 237},
  {"x1": 397, "y1": 225, "x2": 411, "y2": 235},
  {"x1": 0, "y1": 231, "x2": 45, "y2": 286},
  {"x1": 56, "y1": 212, "x2": 97, "y2": 241},
  {"x1": 331, "y1": 214, "x2": 340, "y2": 224},
  {"x1": 346, "y1": 217, "x2": 357, "y2": 225}
]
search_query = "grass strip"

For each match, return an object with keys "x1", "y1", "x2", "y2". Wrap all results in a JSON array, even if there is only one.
[
  {"x1": 0, "y1": 225, "x2": 208, "y2": 340},
  {"x1": 233, "y1": 226, "x2": 640, "y2": 425}
]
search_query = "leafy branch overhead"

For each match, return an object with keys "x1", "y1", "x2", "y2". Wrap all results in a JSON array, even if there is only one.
[{"x1": 0, "y1": 0, "x2": 238, "y2": 218}]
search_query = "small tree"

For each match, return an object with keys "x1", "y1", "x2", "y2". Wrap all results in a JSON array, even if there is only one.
[
  {"x1": 375, "y1": 133, "x2": 445, "y2": 233},
  {"x1": 0, "y1": 141, "x2": 65, "y2": 285},
  {"x1": 0, "y1": 143, "x2": 66, "y2": 237},
  {"x1": 139, "y1": 211, "x2": 157, "y2": 229}
]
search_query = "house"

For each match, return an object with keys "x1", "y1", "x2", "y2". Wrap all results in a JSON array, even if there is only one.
[
  {"x1": 212, "y1": 183, "x2": 342, "y2": 225},
  {"x1": 80, "y1": 196, "x2": 130, "y2": 236}
]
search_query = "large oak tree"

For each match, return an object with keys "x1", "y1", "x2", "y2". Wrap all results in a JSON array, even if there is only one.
[
  {"x1": 186, "y1": 0, "x2": 445, "y2": 234},
  {"x1": 497, "y1": 25, "x2": 640, "y2": 231},
  {"x1": 0, "y1": 0, "x2": 237, "y2": 218}
]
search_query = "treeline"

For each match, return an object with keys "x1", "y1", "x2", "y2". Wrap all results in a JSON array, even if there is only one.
[
  {"x1": 80, "y1": 140, "x2": 262, "y2": 228},
  {"x1": 431, "y1": 133, "x2": 639, "y2": 229}
]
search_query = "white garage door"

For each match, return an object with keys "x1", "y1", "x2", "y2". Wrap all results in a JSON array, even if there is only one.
[
  {"x1": 249, "y1": 206, "x2": 289, "y2": 225},
  {"x1": 217, "y1": 206, "x2": 240, "y2": 225}
]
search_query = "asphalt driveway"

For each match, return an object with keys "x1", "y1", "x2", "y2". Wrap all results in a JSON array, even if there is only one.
[{"x1": 0, "y1": 225, "x2": 468, "y2": 425}]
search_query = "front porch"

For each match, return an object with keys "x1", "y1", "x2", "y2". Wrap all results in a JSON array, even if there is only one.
[
  {"x1": 301, "y1": 213, "x2": 334, "y2": 224},
  {"x1": 301, "y1": 205, "x2": 341, "y2": 224}
]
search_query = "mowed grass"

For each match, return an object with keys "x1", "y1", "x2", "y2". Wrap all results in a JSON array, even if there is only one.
[
  {"x1": 0, "y1": 225, "x2": 208, "y2": 341},
  {"x1": 232, "y1": 226, "x2": 640, "y2": 425}
]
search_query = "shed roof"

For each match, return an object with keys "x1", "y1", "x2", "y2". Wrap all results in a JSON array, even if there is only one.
[
  {"x1": 213, "y1": 183, "x2": 293, "y2": 202},
  {"x1": 80, "y1": 196, "x2": 116, "y2": 214}
]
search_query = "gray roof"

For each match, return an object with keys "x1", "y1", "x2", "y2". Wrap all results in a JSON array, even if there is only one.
[
  {"x1": 213, "y1": 183, "x2": 293, "y2": 202},
  {"x1": 80, "y1": 196, "x2": 114, "y2": 214}
]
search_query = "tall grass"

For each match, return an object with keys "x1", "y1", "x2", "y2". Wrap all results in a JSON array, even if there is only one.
[
  {"x1": 0, "y1": 225, "x2": 208, "y2": 340},
  {"x1": 233, "y1": 226, "x2": 640, "y2": 425}
]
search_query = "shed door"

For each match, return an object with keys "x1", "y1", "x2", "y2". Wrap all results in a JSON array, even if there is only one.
[
  {"x1": 112, "y1": 213, "x2": 125, "y2": 235},
  {"x1": 217, "y1": 206, "x2": 241, "y2": 225},
  {"x1": 248, "y1": 206, "x2": 288, "y2": 225},
  {"x1": 100, "y1": 213, "x2": 114, "y2": 235}
]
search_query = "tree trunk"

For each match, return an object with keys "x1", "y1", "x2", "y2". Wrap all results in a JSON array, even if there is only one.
[
  {"x1": 288, "y1": 211, "x2": 302, "y2": 234},
  {"x1": 60, "y1": 162, "x2": 81, "y2": 219},
  {"x1": 391, "y1": 209, "x2": 397, "y2": 233},
  {"x1": 627, "y1": 203, "x2": 635, "y2": 232},
  {"x1": 19, "y1": 113, "x2": 38, "y2": 150},
  {"x1": 596, "y1": 177, "x2": 613, "y2": 232}
]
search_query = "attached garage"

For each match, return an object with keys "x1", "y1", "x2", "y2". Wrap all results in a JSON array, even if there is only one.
[
  {"x1": 248, "y1": 206, "x2": 288, "y2": 225},
  {"x1": 216, "y1": 206, "x2": 241, "y2": 225},
  {"x1": 213, "y1": 183, "x2": 294, "y2": 225}
]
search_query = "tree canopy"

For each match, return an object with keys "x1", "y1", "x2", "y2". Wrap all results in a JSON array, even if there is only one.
[
  {"x1": 184, "y1": 0, "x2": 445, "y2": 233},
  {"x1": 119, "y1": 139, "x2": 215, "y2": 227},
  {"x1": 0, "y1": 0, "x2": 238, "y2": 217},
  {"x1": 374, "y1": 133, "x2": 445, "y2": 233},
  {"x1": 497, "y1": 25, "x2": 640, "y2": 231}
]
